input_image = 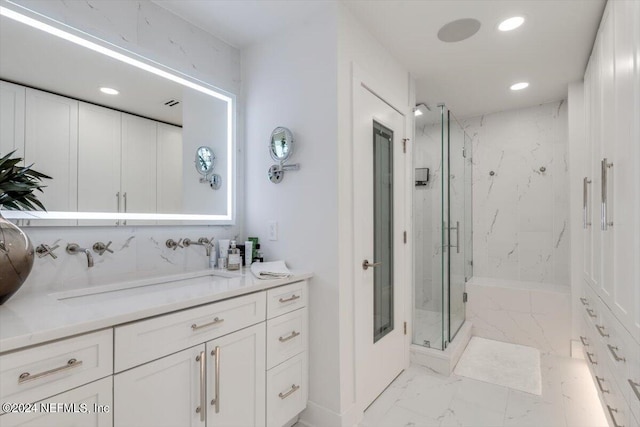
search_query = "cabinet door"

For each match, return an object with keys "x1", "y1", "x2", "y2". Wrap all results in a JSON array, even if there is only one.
[
  {"x1": 0, "y1": 377, "x2": 112, "y2": 427},
  {"x1": 598, "y1": 3, "x2": 615, "y2": 307},
  {"x1": 206, "y1": 323, "x2": 266, "y2": 427},
  {"x1": 0, "y1": 80, "x2": 25, "y2": 158},
  {"x1": 78, "y1": 102, "x2": 121, "y2": 225},
  {"x1": 24, "y1": 88, "x2": 78, "y2": 226},
  {"x1": 121, "y1": 114, "x2": 157, "y2": 225},
  {"x1": 582, "y1": 63, "x2": 594, "y2": 283},
  {"x1": 612, "y1": 0, "x2": 639, "y2": 340},
  {"x1": 114, "y1": 345, "x2": 205, "y2": 427},
  {"x1": 157, "y1": 123, "x2": 183, "y2": 221}
]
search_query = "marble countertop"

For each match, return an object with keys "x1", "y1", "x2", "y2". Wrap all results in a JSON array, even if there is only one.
[{"x1": 0, "y1": 269, "x2": 312, "y2": 353}]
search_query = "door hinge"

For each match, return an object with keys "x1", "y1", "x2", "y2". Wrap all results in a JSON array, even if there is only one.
[
  {"x1": 463, "y1": 292, "x2": 468, "y2": 303},
  {"x1": 404, "y1": 321, "x2": 407, "y2": 335},
  {"x1": 402, "y1": 138, "x2": 409, "y2": 153},
  {"x1": 462, "y1": 148, "x2": 466, "y2": 158},
  {"x1": 403, "y1": 231, "x2": 407, "y2": 244}
]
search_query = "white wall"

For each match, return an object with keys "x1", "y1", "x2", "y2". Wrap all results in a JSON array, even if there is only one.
[
  {"x1": 8, "y1": 0, "x2": 244, "y2": 295},
  {"x1": 241, "y1": 3, "x2": 342, "y2": 423},
  {"x1": 463, "y1": 100, "x2": 570, "y2": 286}
]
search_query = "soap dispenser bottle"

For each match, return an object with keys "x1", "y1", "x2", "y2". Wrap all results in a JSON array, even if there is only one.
[{"x1": 227, "y1": 240, "x2": 241, "y2": 271}]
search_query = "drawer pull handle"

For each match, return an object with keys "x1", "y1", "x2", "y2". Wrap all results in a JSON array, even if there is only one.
[
  {"x1": 279, "y1": 331, "x2": 301, "y2": 343},
  {"x1": 196, "y1": 352, "x2": 205, "y2": 422},
  {"x1": 595, "y1": 376, "x2": 609, "y2": 393},
  {"x1": 279, "y1": 294, "x2": 300, "y2": 304},
  {"x1": 580, "y1": 336, "x2": 589, "y2": 346},
  {"x1": 586, "y1": 308, "x2": 597, "y2": 318},
  {"x1": 628, "y1": 379, "x2": 640, "y2": 402},
  {"x1": 607, "y1": 344, "x2": 625, "y2": 362},
  {"x1": 586, "y1": 352, "x2": 597, "y2": 365},
  {"x1": 191, "y1": 317, "x2": 224, "y2": 331},
  {"x1": 580, "y1": 297, "x2": 589, "y2": 306},
  {"x1": 211, "y1": 346, "x2": 221, "y2": 413},
  {"x1": 278, "y1": 384, "x2": 300, "y2": 400},
  {"x1": 18, "y1": 358, "x2": 82, "y2": 384},
  {"x1": 596, "y1": 324, "x2": 609, "y2": 337},
  {"x1": 606, "y1": 405, "x2": 623, "y2": 427}
]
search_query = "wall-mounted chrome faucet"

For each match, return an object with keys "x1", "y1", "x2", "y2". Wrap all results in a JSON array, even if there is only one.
[
  {"x1": 66, "y1": 243, "x2": 94, "y2": 268},
  {"x1": 183, "y1": 237, "x2": 214, "y2": 257},
  {"x1": 165, "y1": 239, "x2": 183, "y2": 250}
]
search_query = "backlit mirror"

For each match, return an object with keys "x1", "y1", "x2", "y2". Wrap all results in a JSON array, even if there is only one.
[{"x1": 0, "y1": 3, "x2": 235, "y2": 225}]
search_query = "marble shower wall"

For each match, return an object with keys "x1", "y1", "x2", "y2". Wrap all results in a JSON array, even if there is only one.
[
  {"x1": 6, "y1": 0, "x2": 244, "y2": 296},
  {"x1": 462, "y1": 100, "x2": 570, "y2": 286}
]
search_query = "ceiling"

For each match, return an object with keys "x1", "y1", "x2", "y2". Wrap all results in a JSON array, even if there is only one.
[{"x1": 155, "y1": 0, "x2": 605, "y2": 118}]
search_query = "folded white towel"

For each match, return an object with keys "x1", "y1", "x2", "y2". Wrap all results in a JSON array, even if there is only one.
[{"x1": 250, "y1": 260, "x2": 291, "y2": 280}]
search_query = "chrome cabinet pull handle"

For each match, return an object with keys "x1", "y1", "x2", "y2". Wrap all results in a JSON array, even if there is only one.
[
  {"x1": 116, "y1": 192, "x2": 121, "y2": 225},
  {"x1": 123, "y1": 192, "x2": 128, "y2": 225},
  {"x1": 278, "y1": 384, "x2": 300, "y2": 400},
  {"x1": 601, "y1": 158, "x2": 613, "y2": 230},
  {"x1": 606, "y1": 405, "x2": 623, "y2": 427},
  {"x1": 583, "y1": 177, "x2": 592, "y2": 228},
  {"x1": 596, "y1": 324, "x2": 609, "y2": 337},
  {"x1": 580, "y1": 336, "x2": 589, "y2": 346},
  {"x1": 191, "y1": 317, "x2": 224, "y2": 331},
  {"x1": 607, "y1": 344, "x2": 625, "y2": 362},
  {"x1": 279, "y1": 294, "x2": 300, "y2": 303},
  {"x1": 580, "y1": 297, "x2": 589, "y2": 306},
  {"x1": 595, "y1": 376, "x2": 609, "y2": 393},
  {"x1": 195, "y1": 352, "x2": 205, "y2": 422},
  {"x1": 628, "y1": 379, "x2": 640, "y2": 402},
  {"x1": 279, "y1": 331, "x2": 300, "y2": 343},
  {"x1": 362, "y1": 259, "x2": 382, "y2": 270},
  {"x1": 586, "y1": 352, "x2": 597, "y2": 365},
  {"x1": 18, "y1": 358, "x2": 82, "y2": 384},
  {"x1": 586, "y1": 308, "x2": 597, "y2": 318},
  {"x1": 211, "y1": 346, "x2": 220, "y2": 413}
]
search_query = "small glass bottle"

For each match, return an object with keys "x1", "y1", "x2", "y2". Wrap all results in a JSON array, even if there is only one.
[{"x1": 227, "y1": 240, "x2": 241, "y2": 271}]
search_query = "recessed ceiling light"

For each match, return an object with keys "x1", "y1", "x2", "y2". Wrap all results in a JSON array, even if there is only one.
[
  {"x1": 100, "y1": 87, "x2": 119, "y2": 95},
  {"x1": 499, "y1": 16, "x2": 525, "y2": 32},
  {"x1": 414, "y1": 109, "x2": 423, "y2": 117},
  {"x1": 510, "y1": 82, "x2": 529, "y2": 91},
  {"x1": 437, "y1": 18, "x2": 482, "y2": 43}
]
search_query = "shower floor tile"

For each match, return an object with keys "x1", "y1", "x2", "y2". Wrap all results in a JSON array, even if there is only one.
[{"x1": 360, "y1": 353, "x2": 608, "y2": 427}]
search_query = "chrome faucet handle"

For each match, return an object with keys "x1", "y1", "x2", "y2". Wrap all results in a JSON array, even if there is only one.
[
  {"x1": 166, "y1": 239, "x2": 183, "y2": 250},
  {"x1": 36, "y1": 243, "x2": 59, "y2": 259},
  {"x1": 182, "y1": 238, "x2": 195, "y2": 247},
  {"x1": 66, "y1": 243, "x2": 94, "y2": 268},
  {"x1": 92, "y1": 241, "x2": 113, "y2": 256},
  {"x1": 198, "y1": 237, "x2": 211, "y2": 245}
]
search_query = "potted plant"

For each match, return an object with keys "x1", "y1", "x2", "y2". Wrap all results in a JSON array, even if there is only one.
[{"x1": 0, "y1": 151, "x2": 51, "y2": 304}]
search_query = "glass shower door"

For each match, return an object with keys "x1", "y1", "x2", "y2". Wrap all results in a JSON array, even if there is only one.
[{"x1": 448, "y1": 112, "x2": 466, "y2": 343}]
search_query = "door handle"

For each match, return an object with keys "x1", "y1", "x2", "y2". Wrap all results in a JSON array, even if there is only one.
[
  {"x1": 362, "y1": 260, "x2": 382, "y2": 270},
  {"x1": 583, "y1": 177, "x2": 592, "y2": 228}
]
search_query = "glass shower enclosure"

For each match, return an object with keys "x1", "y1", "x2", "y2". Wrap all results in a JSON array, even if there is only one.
[{"x1": 413, "y1": 104, "x2": 472, "y2": 350}]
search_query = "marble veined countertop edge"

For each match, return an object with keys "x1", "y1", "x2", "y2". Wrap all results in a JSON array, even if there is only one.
[{"x1": 0, "y1": 269, "x2": 312, "y2": 354}]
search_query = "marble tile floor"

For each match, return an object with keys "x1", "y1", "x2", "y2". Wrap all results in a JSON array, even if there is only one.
[{"x1": 360, "y1": 353, "x2": 608, "y2": 427}]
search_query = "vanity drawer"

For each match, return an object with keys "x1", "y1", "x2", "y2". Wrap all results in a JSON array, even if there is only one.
[
  {"x1": 628, "y1": 342, "x2": 640, "y2": 424},
  {"x1": 0, "y1": 329, "x2": 113, "y2": 409},
  {"x1": 267, "y1": 308, "x2": 308, "y2": 369},
  {"x1": 266, "y1": 352, "x2": 308, "y2": 427},
  {"x1": 114, "y1": 291, "x2": 266, "y2": 372},
  {"x1": 266, "y1": 281, "x2": 307, "y2": 320}
]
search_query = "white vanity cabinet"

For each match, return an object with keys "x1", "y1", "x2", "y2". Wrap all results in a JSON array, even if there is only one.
[
  {"x1": 0, "y1": 80, "x2": 25, "y2": 158},
  {"x1": 24, "y1": 88, "x2": 78, "y2": 226}
]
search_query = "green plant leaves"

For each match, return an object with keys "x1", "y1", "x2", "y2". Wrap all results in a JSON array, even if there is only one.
[{"x1": 0, "y1": 151, "x2": 51, "y2": 211}]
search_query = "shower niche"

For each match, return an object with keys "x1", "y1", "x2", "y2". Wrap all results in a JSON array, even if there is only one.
[{"x1": 413, "y1": 104, "x2": 473, "y2": 351}]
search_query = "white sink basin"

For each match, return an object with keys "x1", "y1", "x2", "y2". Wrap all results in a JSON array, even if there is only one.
[{"x1": 50, "y1": 269, "x2": 244, "y2": 305}]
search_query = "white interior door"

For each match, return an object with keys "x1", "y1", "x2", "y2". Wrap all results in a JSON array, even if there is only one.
[{"x1": 354, "y1": 82, "x2": 406, "y2": 410}]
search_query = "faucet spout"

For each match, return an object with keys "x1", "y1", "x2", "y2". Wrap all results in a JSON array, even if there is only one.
[{"x1": 66, "y1": 243, "x2": 95, "y2": 268}]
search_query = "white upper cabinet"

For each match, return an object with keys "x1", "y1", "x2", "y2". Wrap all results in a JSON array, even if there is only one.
[
  {"x1": 24, "y1": 88, "x2": 78, "y2": 225},
  {"x1": 156, "y1": 123, "x2": 183, "y2": 216},
  {"x1": 121, "y1": 114, "x2": 158, "y2": 225},
  {"x1": 78, "y1": 102, "x2": 121, "y2": 223},
  {"x1": 0, "y1": 81, "x2": 25, "y2": 159}
]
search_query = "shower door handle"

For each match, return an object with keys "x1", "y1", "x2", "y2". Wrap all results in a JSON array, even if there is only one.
[
  {"x1": 450, "y1": 221, "x2": 460, "y2": 254},
  {"x1": 362, "y1": 260, "x2": 382, "y2": 270}
]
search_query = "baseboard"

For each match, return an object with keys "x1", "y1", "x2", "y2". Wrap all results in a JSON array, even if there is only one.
[{"x1": 299, "y1": 400, "x2": 360, "y2": 427}]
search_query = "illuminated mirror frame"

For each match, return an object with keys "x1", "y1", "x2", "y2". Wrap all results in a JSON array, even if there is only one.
[{"x1": 0, "y1": 1, "x2": 236, "y2": 224}]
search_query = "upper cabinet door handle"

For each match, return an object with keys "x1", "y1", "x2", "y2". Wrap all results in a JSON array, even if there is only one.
[
  {"x1": 583, "y1": 177, "x2": 592, "y2": 229},
  {"x1": 601, "y1": 158, "x2": 613, "y2": 230}
]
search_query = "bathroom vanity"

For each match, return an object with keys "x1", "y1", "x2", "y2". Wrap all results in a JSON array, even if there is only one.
[{"x1": 0, "y1": 271, "x2": 311, "y2": 427}]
